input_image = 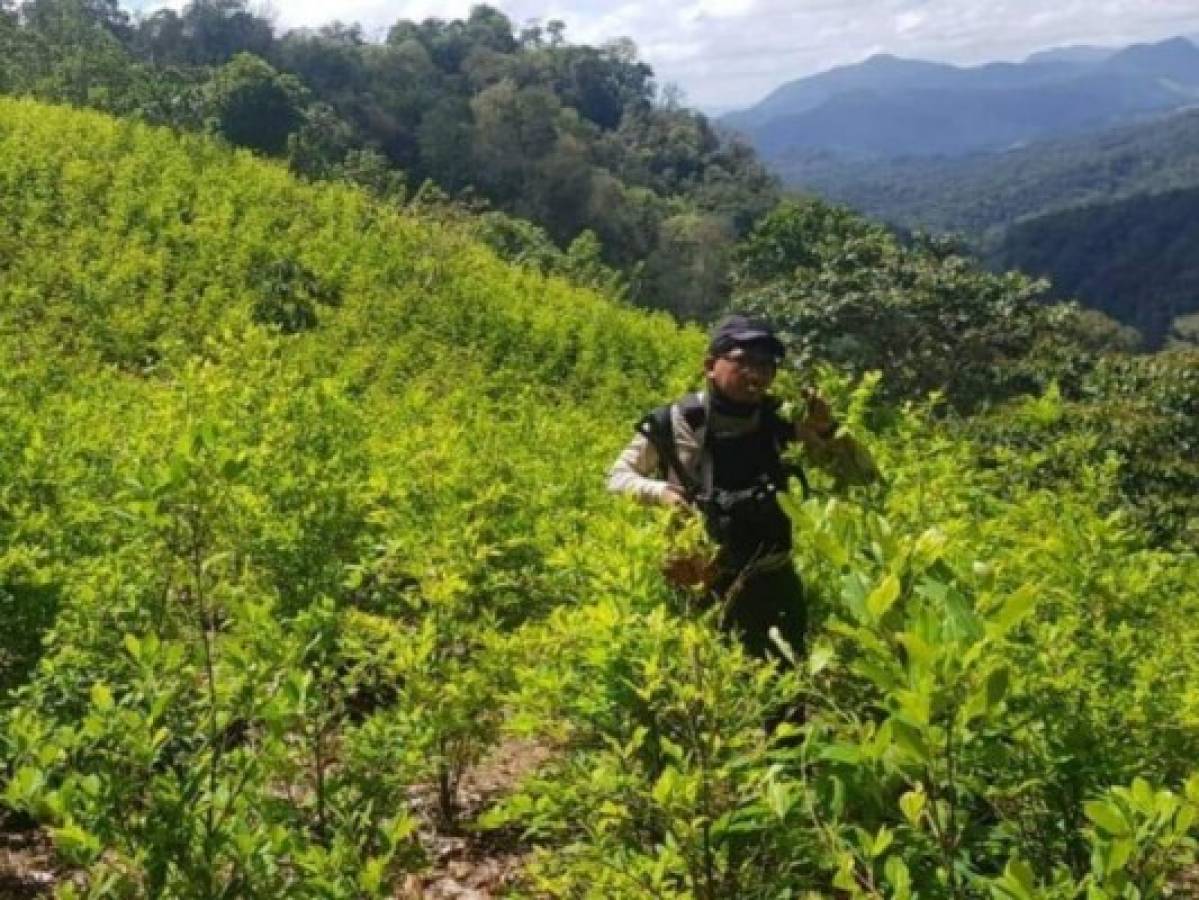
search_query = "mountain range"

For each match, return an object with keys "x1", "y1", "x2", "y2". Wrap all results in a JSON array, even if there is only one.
[
  {"x1": 780, "y1": 107, "x2": 1199, "y2": 237},
  {"x1": 720, "y1": 36, "x2": 1199, "y2": 349},
  {"x1": 724, "y1": 37, "x2": 1199, "y2": 162}
]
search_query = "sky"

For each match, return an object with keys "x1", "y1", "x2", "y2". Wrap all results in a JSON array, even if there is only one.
[{"x1": 127, "y1": 0, "x2": 1199, "y2": 113}]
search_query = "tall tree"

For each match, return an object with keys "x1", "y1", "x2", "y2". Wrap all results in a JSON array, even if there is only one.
[
  {"x1": 178, "y1": 0, "x2": 273, "y2": 66},
  {"x1": 13, "y1": 0, "x2": 136, "y2": 107},
  {"x1": 417, "y1": 96, "x2": 474, "y2": 192},
  {"x1": 0, "y1": 3, "x2": 22, "y2": 91},
  {"x1": 470, "y1": 79, "x2": 561, "y2": 205},
  {"x1": 732, "y1": 199, "x2": 1053, "y2": 408},
  {"x1": 643, "y1": 213, "x2": 734, "y2": 320},
  {"x1": 205, "y1": 53, "x2": 306, "y2": 155}
]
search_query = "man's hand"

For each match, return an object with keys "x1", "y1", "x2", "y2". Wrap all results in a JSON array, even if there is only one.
[
  {"x1": 796, "y1": 387, "x2": 838, "y2": 442},
  {"x1": 662, "y1": 485, "x2": 690, "y2": 507},
  {"x1": 793, "y1": 388, "x2": 881, "y2": 486}
]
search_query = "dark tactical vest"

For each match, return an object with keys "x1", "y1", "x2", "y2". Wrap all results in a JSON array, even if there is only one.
[{"x1": 637, "y1": 393, "x2": 801, "y2": 567}]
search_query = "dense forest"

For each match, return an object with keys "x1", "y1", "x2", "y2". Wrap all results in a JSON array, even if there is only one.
[
  {"x1": 6, "y1": 0, "x2": 1194, "y2": 347},
  {"x1": 777, "y1": 108, "x2": 1199, "y2": 349},
  {"x1": 993, "y1": 186, "x2": 1199, "y2": 348},
  {"x1": 0, "y1": 97, "x2": 1196, "y2": 898},
  {"x1": 0, "y1": 0, "x2": 778, "y2": 320},
  {"x1": 778, "y1": 109, "x2": 1199, "y2": 238}
]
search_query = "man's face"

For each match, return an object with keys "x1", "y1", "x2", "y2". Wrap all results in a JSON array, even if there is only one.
[{"x1": 706, "y1": 344, "x2": 778, "y2": 405}]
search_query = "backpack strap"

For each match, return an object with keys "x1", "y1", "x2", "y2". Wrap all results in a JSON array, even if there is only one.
[
  {"x1": 636, "y1": 393, "x2": 705, "y2": 500},
  {"x1": 677, "y1": 392, "x2": 707, "y2": 434}
]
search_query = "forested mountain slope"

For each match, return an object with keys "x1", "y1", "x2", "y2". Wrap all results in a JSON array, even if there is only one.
[
  {"x1": 780, "y1": 108, "x2": 1199, "y2": 236},
  {"x1": 0, "y1": 0, "x2": 777, "y2": 320},
  {"x1": 0, "y1": 99, "x2": 1196, "y2": 898},
  {"x1": 992, "y1": 185, "x2": 1199, "y2": 347},
  {"x1": 774, "y1": 106, "x2": 1199, "y2": 348}
]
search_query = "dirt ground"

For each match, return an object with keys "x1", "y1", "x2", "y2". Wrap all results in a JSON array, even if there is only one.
[
  {"x1": 0, "y1": 817, "x2": 57, "y2": 899},
  {"x1": 4, "y1": 765, "x2": 1194, "y2": 900},
  {"x1": 400, "y1": 737, "x2": 554, "y2": 900},
  {"x1": 0, "y1": 738, "x2": 555, "y2": 900}
]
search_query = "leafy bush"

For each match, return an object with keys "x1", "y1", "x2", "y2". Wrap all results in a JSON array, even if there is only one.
[
  {"x1": 732, "y1": 200, "x2": 1054, "y2": 409},
  {"x1": 1, "y1": 100, "x2": 1195, "y2": 898}
]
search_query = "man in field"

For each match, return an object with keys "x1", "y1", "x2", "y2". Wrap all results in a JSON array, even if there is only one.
[{"x1": 607, "y1": 315, "x2": 875, "y2": 662}]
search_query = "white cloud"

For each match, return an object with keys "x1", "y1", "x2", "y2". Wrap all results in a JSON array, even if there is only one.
[
  {"x1": 126, "y1": 0, "x2": 1199, "y2": 111},
  {"x1": 689, "y1": 0, "x2": 757, "y2": 20},
  {"x1": 895, "y1": 9, "x2": 927, "y2": 35}
]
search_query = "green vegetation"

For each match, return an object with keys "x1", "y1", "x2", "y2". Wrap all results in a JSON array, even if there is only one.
[
  {"x1": 728, "y1": 199, "x2": 1198, "y2": 547},
  {"x1": 1, "y1": 99, "x2": 1197, "y2": 898},
  {"x1": 781, "y1": 109, "x2": 1199, "y2": 238},
  {"x1": 729, "y1": 200, "x2": 1072, "y2": 410},
  {"x1": 0, "y1": 96, "x2": 697, "y2": 894},
  {"x1": 779, "y1": 110, "x2": 1199, "y2": 348},
  {"x1": 993, "y1": 185, "x2": 1199, "y2": 349},
  {"x1": 0, "y1": 0, "x2": 777, "y2": 320}
]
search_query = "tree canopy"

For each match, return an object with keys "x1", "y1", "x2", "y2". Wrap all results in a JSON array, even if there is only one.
[{"x1": 0, "y1": 0, "x2": 778, "y2": 319}]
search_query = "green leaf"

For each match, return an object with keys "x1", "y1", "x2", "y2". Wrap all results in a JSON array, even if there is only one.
[
  {"x1": 853, "y1": 657, "x2": 900, "y2": 691},
  {"x1": 942, "y1": 585, "x2": 984, "y2": 644},
  {"x1": 885, "y1": 855, "x2": 912, "y2": 900},
  {"x1": 840, "y1": 571, "x2": 871, "y2": 623},
  {"x1": 896, "y1": 688, "x2": 931, "y2": 726},
  {"x1": 911, "y1": 527, "x2": 948, "y2": 567},
  {"x1": 871, "y1": 826, "x2": 894, "y2": 858},
  {"x1": 986, "y1": 666, "x2": 1010, "y2": 707},
  {"x1": 652, "y1": 767, "x2": 679, "y2": 806},
  {"x1": 967, "y1": 665, "x2": 1011, "y2": 721},
  {"x1": 999, "y1": 858, "x2": 1037, "y2": 900},
  {"x1": 832, "y1": 852, "x2": 857, "y2": 892},
  {"x1": 358, "y1": 856, "x2": 388, "y2": 895},
  {"x1": 808, "y1": 642, "x2": 835, "y2": 676},
  {"x1": 899, "y1": 789, "x2": 926, "y2": 826},
  {"x1": 1175, "y1": 803, "x2": 1195, "y2": 835},
  {"x1": 896, "y1": 631, "x2": 937, "y2": 670},
  {"x1": 890, "y1": 718, "x2": 930, "y2": 764},
  {"x1": 867, "y1": 573, "x2": 902, "y2": 621},
  {"x1": 766, "y1": 779, "x2": 794, "y2": 820},
  {"x1": 3, "y1": 767, "x2": 46, "y2": 808},
  {"x1": 89, "y1": 682, "x2": 114, "y2": 712},
  {"x1": 820, "y1": 744, "x2": 865, "y2": 765},
  {"x1": 1084, "y1": 800, "x2": 1131, "y2": 837},
  {"x1": 51, "y1": 822, "x2": 102, "y2": 866},
  {"x1": 1129, "y1": 777, "x2": 1154, "y2": 812},
  {"x1": 989, "y1": 584, "x2": 1038, "y2": 636},
  {"x1": 1106, "y1": 837, "x2": 1135, "y2": 875},
  {"x1": 1184, "y1": 775, "x2": 1199, "y2": 804}
]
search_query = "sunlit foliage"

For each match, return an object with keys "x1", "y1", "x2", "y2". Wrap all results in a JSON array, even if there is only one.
[{"x1": 0, "y1": 100, "x2": 1195, "y2": 898}]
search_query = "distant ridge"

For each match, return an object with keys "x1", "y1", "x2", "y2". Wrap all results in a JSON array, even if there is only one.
[
  {"x1": 724, "y1": 36, "x2": 1199, "y2": 163},
  {"x1": 1023, "y1": 45, "x2": 1116, "y2": 65},
  {"x1": 772, "y1": 103, "x2": 1199, "y2": 349},
  {"x1": 721, "y1": 54, "x2": 959, "y2": 134},
  {"x1": 779, "y1": 107, "x2": 1199, "y2": 235}
]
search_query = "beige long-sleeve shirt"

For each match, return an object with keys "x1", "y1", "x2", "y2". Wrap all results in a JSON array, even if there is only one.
[{"x1": 606, "y1": 392, "x2": 715, "y2": 504}]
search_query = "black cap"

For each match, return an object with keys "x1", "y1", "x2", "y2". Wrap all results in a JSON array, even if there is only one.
[{"x1": 708, "y1": 314, "x2": 786, "y2": 358}]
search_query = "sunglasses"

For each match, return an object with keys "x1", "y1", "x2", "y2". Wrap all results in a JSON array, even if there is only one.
[{"x1": 721, "y1": 350, "x2": 778, "y2": 374}]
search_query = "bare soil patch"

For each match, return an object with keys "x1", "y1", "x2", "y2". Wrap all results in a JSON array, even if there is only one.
[{"x1": 401, "y1": 737, "x2": 554, "y2": 899}]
